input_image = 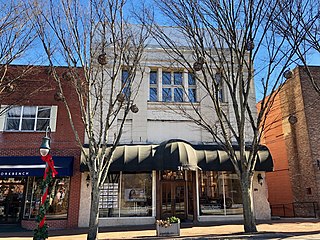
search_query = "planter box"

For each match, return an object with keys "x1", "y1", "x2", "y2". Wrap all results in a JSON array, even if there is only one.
[{"x1": 156, "y1": 222, "x2": 180, "y2": 237}]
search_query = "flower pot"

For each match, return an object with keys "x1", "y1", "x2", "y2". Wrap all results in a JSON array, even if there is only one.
[{"x1": 156, "y1": 222, "x2": 180, "y2": 237}]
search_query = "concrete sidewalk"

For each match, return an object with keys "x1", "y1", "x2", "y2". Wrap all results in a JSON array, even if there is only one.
[{"x1": 1, "y1": 218, "x2": 320, "y2": 239}]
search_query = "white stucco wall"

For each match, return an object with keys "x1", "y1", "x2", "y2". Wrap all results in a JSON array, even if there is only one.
[
  {"x1": 78, "y1": 173, "x2": 91, "y2": 227},
  {"x1": 79, "y1": 44, "x2": 271, "y2": 226},
  {"x1": 253, "y1": 172, "x2": 271, "y2": 220}
]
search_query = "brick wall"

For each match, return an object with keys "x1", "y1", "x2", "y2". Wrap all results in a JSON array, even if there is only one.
[
  {"x1": 0, "y1": 65, "x2": 84, "y2": 229},
  {"x1": 261, "y1": 66, "x2": 320, "y2": 216},
  {"x1": 261, "y1": 93, "x2": 294, "y2": 205}
]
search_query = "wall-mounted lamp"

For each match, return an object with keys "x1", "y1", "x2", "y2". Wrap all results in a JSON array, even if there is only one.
[
  {"x1": 257, "y1": 173, "x2": 264, "y2": 186},
  {"x1": 86, "y1": 174, "x2": 90, "y2": 188}
]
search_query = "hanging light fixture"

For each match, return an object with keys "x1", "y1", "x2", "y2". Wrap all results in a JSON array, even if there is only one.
[
  {"x1": 117, "y1": 93, "x2": 125, "y2": 103},
  {"x1": 98, "y1": 53, "x2": 107, "y2": 65},
  {"x1": 193, "y1": 57, "x2": 205, "y2": 71},
  {"x1": 39, "y1": 126, "x2": 51, "y2": 157},
  {"x1": 130, "y1": 104, "x2": 139, "y2": 113},
  {"x1": 246, "y1": 39, "x2": 255, "y2": 51},
  {"x1": 283, "y1": 69, "x2": 293, "y2": 79}
]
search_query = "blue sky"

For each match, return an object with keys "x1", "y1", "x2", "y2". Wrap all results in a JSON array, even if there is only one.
[{"x1": 12, "y1": 0, "x2": 320, "y2": 101}]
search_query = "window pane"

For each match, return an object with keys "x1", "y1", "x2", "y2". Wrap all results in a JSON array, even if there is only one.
[
  {"x1": 99, "y1": 174, "x2": 120, "y2": 218},
  {"x1": 6, "y1": 119, "x2": 20, "y2": 130},
  {"x1": 188, "y1": 89, "x2": 196, "y2": 102},
  {"x1": 174, "y1": 72, "x2": 182, "y2": 85},
  {"x1": 23, "y1": 177, "x2": 70, "y2": 219},
  {"x1": 188, "y1": 73, "x2": 196, "y2": 85},
  {"x1": 36, "y1": 119, "x2": 50, "y2": 131},
  {"x1": 37, "y1": 107, "x2": 51, "y2": 118},
  {"x1": 123, "y1": 86, "x2": 131, "y2": 100},
  {"x1": 215, "y1": 73, "x2": 222, "y2": 85},
  {"x1": 199, "y1": 171, "x2": 243, "y2": 216},
  {"x1": 22, "y1": 106, "x2": 36, "y2": 118},
  {"x1": 162, "y1": 88, "x2": 172, "y2": 102},
  {"x1": 174, "y1": 88, "x2": 183, "y2": 102},
  {"x1": 21, "y1": 119, "x2": 35, "y2": 130},
  {"x1": 122, "y1": 70, "x2": 130, "y2": 99},
  {"x1": 150, "y1": 71, "x2": 157, "y2": 84},
  {"x1": 7, "y1": 107, "x2": 21, "y2": 117},
  {"x1": 218, "y1": 89, "x2": 223, "y2": 102},
  {"x1": 122, "y1": 70, "x2": 129, "y2": 84},
  {"x1": 162, "y1": 72, "x2": 171, "y2": 85},
  {"x1": 120, "y1": 173, "x2": 152, "y2": 217},
  {"x1": 149, "y1": 88, "x2": 157, "y2": 102}
]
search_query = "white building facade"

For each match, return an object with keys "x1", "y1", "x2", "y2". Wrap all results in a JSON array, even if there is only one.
[{"x1": 78, "y1": 46, "x2": 272, "y2": 227}]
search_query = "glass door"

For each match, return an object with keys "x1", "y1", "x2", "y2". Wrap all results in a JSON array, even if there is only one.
[
  {"x1": 160, "y1": 170, "x2": 188, "y2": 220},
  {"x1": 161, "y1": 181, "x2": 186, "y2": 219}
]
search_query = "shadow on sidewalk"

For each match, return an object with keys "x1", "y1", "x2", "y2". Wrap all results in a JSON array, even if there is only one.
[{"x1": 0, "y1": 219, "x2": 319, "y2": 239}]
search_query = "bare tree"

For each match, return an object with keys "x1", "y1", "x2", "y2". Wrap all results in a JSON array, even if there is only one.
[
  {"x1": 0, "y1": 0, "x2": 36, "y2": 114},
  {"x1": 271, "y1": 0, "x2": 320, "y2": 93},
  {"x1": 145, "y1": 0, "x2": 301, "y2": 232},
  {"x1": 31, "y1": 0, "x2": 151, "y2": 239}
]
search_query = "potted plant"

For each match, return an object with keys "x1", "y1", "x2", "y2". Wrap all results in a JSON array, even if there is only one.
[{"x1": 156, "y1": 216, "x2": 180, "y2": 237}]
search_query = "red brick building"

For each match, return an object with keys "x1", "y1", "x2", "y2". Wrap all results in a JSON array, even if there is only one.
[
  {"x1": 0, "y1": 65, "x2": 84, "y2": 229},
  {"x1": 260, "y1": 66, "x2": 320, "y2": 218}
]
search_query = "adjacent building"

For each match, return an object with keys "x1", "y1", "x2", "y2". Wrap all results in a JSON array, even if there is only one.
[
  {"x1": 0, "y1": 65, "x2": 84, "y2": 229},
  {"x1": 260, "y1": 66, "x2": 320, "y2": 218}
]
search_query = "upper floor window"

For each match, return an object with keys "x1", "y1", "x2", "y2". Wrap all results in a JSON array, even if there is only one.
[
  {"x1": 149, "y1": 71, "x2": 157, "y2": 102},
  {"x1": 162, "y1": 71, "x2": 184, "y2": 102},
  {"x1": 149, "y1": 69, "x2": 197, "y2": 103},
  {"x1": 188, "y1": 73, "x2": 196, "y2": 103},
  {"x1": 122, "y1": 70, "x2": 131, "y2": 100},
  {"x1": 5, "y1": 106, "x2": 51, "y2": 131},
  {"x1": 215, "y1": 72, "x2": 224, "y2": 102}
]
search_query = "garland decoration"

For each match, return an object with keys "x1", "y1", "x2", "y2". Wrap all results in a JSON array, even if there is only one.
[{"x1": 33, "y1": 154, "x2": 58, "y2": 240}]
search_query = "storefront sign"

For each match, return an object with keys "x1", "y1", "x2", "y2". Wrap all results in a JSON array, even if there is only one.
[{"x1": 0, "y1": 171, "x2": 30, "y2": 176}]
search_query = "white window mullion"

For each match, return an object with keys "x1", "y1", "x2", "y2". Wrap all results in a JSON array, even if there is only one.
[
  {"x1": 158, "y1": 68, "x2": 162, "y2": 101},
  {"x1": 19, "y1": 106, "x2": 23, "y2": 131},
  {"x1": 183, "y1": 70, "x2": 188, "y2": 102},
  {"x1": 171, "y1": 71, "x2": 174, "y2": 101},
  {"x1": 34, "y1": 106, "x2": 39, "y2": 131},
  {"x1": 50, "y1": 106, "x2": 58, "y2": 132},
  {"x1": 0, "y1": 105, "x2": 8, "y2": 131}
]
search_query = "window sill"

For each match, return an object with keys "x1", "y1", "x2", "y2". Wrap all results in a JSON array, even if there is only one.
[
  {"x1": 147, "y1": 101, "x2": 200, "y2": 106},
  {"x1": 2, "y1": 130, "x2": 49, "y2": 133}
]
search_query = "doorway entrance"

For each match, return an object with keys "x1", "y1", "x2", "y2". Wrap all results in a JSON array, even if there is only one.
[
  {"x1": 159, "y1": 170, "x2": 194, "y2": 221},
  {"x1": 0, "y1": 178, "x2": 26, "y2": 223}
]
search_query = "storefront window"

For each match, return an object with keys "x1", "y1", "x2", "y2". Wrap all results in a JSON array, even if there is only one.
[
  {"x1": 23, "y1": 177, "x2": 70, "y2": 219},
  {"x1": 199, "y1": 171, "x2": 243, "y2": 216},
  {"x1": 0, "y1": 178, "x2": 26, "y2": 223},
  {"x1": 99, "y1": 172, "x2": 152, "y2": 218}
]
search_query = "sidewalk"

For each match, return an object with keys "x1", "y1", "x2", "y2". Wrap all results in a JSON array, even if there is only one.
[{"x1": 1, "y1": 218, "x2": 320, "y2": 239}]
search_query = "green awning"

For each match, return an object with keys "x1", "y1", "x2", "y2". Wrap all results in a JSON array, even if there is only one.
[{"x1": 80, "y1": 140, "x2": 273, "y2": 172}]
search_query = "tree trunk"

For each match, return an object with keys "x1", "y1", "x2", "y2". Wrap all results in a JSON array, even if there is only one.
[
  {"x1": 241, "y1": 172, "x2": 257, "y2": 233},
  {"x1": 87, "y1": 175, "x2": 100, "y2": 240}
]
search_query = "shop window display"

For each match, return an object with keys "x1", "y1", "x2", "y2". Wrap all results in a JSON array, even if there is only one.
[
  {"x1": 0, "y1": 178, "x2": 26, "y2": 223},
  {"x1": 199, "y1": 171, "x2": 243, "y2": 215},
  {"x1": 23, "y1": 177, "x2": 70, "y2": 219},
  {"x1": 99, "y1": 172, "x2": 152, "y2": 218}
]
